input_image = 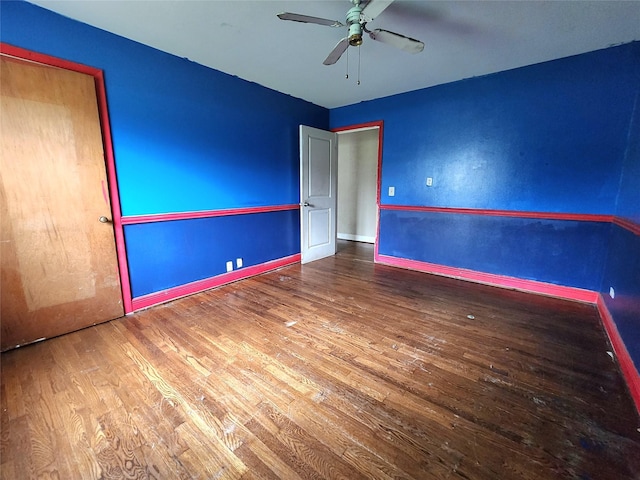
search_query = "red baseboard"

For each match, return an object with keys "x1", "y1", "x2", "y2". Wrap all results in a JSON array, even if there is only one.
[
  {"x1": 131, "y1": 254, "x2": 301, "y2": 311},
  {"x1": 375, "y1": 254, "x2": 598, "y2": 303},
  {"x1": 596, "y1": 295, "x2": 640, "y2": 414}
]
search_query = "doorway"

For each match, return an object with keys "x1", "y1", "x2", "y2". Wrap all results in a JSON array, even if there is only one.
[
  {"x1": 336, "y1": 127, "x2": 380, "y2": 244},
  {"x1": 299, "y1": 121, "x2": 383, "y2": 264}
]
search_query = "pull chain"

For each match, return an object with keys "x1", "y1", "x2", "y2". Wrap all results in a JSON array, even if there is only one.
[
  {"x1": 345, "y1": 43, "x2": 349, "y2": 79},
  {"x1": 357, "y1": 45, "x2": 361, "y2": 85}
]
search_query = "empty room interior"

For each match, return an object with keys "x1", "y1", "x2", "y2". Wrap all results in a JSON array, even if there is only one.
[{"x1": 1, "y1": 0, "x2": 640, "y2": 478}]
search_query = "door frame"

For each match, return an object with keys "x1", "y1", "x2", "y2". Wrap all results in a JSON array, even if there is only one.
[
  {"x1": 332, "y1": 120, "x2": 384, "y2": 260},
  {"x1": 0, "y1": 42, "x2": 133, "y2": 313}
]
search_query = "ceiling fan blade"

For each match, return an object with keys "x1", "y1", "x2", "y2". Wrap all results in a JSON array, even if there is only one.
[
  {"x1": 361, "y1": 0, "x2": 395, "y2": 21},
  {"x1": 323, "y1": 38, "x2": 350, "y2": 65},
  {"x1": 277, "y1": 12, "x2": 344, "y2": 28},
  {"x1": 368, "y1": 29, "x2": 424, "y2": 53}
]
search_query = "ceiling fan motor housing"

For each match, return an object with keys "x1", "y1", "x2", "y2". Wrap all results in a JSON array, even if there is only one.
[{"x1": 346, "y1": 5, "x2": 363, "y2": 46}]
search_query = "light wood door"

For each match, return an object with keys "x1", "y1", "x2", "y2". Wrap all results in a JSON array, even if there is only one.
[
  {"x1": 0, "y1": 55, "x2": 124, "y2": 350},
  {"x1": 300, "y1": 125, "x2": 338, "y2": 264}
]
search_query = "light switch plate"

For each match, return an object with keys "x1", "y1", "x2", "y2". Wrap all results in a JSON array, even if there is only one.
[{"x1": 388, "y1": 186, "x2": 395, "y2": 196}]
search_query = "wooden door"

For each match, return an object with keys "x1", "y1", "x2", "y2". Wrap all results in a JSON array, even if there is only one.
[
  {"x1": 299, "y1": 125, "x2": 338, "y2": 264},
  {"x1": 0, "y1": 55, "x2": 124, "y2": 350}
]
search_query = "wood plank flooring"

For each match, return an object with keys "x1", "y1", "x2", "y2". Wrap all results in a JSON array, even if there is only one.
[{"x1": 2, "y1": 240, "x2": 639, "y2": 479}]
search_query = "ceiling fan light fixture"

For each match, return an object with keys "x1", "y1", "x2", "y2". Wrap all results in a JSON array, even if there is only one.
[
  {"x1": 349, "y1": 33, "x2": 363, "y2": 46},
  {"x1": 348, "y1": 21, "x2": 363, "y2": 46}
]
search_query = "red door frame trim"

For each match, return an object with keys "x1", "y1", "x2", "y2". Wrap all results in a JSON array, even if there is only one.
[
  {"x1": 332, "y1": 121, "x2": 384, "y2": 257},
  {"x1": 1, "y1": 42, "x2": 134, "y2": 314}
]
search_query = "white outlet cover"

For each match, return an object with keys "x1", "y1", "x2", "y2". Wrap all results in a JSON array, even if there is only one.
[
  {"x1": 226, "y1": 261, "x2": 233, "y2": 272},
  {"x1": 609, "y1": 287, "x2": 615, "y2": 299},
  {"x1": 388, "y1": 186, "x2": 395, "y2": 196},
  {"x1": 426, "y1": 177, "x2": 433, "y2": 186},
  {"x1": 236, "y1": 258, "x2": 243, "y2": 268}
]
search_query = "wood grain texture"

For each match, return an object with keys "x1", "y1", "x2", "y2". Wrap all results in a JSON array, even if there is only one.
[
  {"x1": 2, "y1": 240, "x2": 639, "y2": 479},
  {"x1": 0, "y1": 55, "x2": 123, "y2": 351}
]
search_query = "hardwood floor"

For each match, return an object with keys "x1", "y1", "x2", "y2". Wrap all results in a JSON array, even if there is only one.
[{"x1": 2, "y1": 240, "x2": 639, "y2": 479}]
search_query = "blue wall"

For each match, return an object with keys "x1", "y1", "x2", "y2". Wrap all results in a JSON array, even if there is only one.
[
  {"x1": 2, "y1": 1, "x2": 328, "y2": 298},
  {"x1": 380, "y1": 211, "x2": 610, "y2": 291},
  {"x1": 602, "y1": 82, "x2": 640, "y2": 368},
  {"x1": 601, "y1": 227, "x2": 640, "y2": 366},
  {"x1": 614, "y1": 88, "x2": 640, "y2": 226},
  {"x1": 125, "y1": 210, "x2": 300, "y2": 297},
  {"x1": 333, "y1": 44, "x2": 639, "y2": 214},
  {"x1": 332, "y1": 42, "x2": 640, "y2": 370}
]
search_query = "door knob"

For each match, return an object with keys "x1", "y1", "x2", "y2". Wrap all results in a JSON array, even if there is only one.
[
  {"x1": 302, "y1": 201, "x2": 313, "y2": 207},
  {"x1": 99, "y1": 216, "x2": 111, "y2": 223}
]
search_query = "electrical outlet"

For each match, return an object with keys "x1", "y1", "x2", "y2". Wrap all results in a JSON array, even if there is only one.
[
  {"x1": 226, "y1": 261, "x2": 233, "y2": 272},
  {"x1": 426, "y1": 177, "x2": 433, "y2": 186},
  {"x1": 236, "y1": 258, "x2": 243, "y2": 268},
  {"x1": 609, "y1": 286, "x2": 615, "y2": 299},
  {"x1": 388, "y1": 186, "x2": 395, "y2": 197}
]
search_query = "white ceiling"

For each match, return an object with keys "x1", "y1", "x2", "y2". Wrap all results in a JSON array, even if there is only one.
[{"x1": 29, "y1": 0, "x2": 640, "y2": 109}]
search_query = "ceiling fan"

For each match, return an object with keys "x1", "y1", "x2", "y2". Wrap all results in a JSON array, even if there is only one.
[{"x1": 277, "y1": 0, "x2": 424, "y2": 66}]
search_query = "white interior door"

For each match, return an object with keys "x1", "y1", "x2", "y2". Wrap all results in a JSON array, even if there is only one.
[{"x1": 300, "y1": 125, "x2": 338, "y2": 264}]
